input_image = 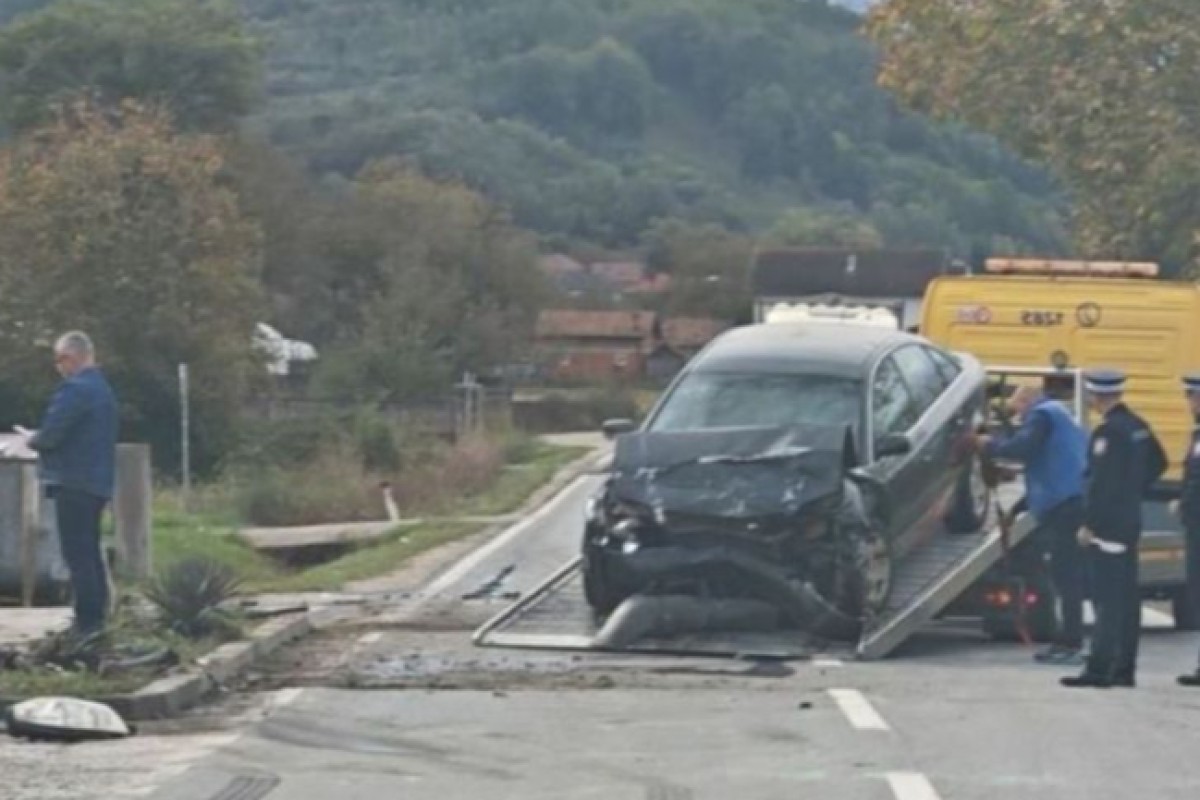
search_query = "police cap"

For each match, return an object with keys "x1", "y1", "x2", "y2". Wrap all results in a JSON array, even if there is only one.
[{"x1": 1084, "y1": 369, "x2": 1126, "y2": 395}]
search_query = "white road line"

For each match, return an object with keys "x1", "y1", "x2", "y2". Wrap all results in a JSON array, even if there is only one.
[
  {"x1": 887, "y1": 772, "x2": 943, "y2": 800},
  {"x1": 420, "y1": 476, "x2": 589, "y2": 600},
  {"x1": 272, "y1": 687, "x2": 305, "y2": 708},
  {"x1": 828, "y1": 689, "x2": 890, "y2": 731},
  {"x1": 358, "y1": 631, "x2": 384, "y2": 645},
  {"x1": 813, "y1": 657, "x2": 844, "y2": 668}
]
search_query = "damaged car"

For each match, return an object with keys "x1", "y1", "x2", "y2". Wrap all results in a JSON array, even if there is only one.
[{"x1": 582, "y1": 322, "x2": 990, "y2": 640}]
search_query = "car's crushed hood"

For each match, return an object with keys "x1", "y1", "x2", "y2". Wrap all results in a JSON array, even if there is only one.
[{"x1": 609, "y1": 424, "x2": 852, "y2": 521}]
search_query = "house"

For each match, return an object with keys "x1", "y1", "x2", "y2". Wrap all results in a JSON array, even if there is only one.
[
  {"x1": 535, "y1": 310, "x2": 657, "y2": 383},
  {"x1": 534, "y1": 310, "x2": 727, "y2": 384},
  {"x1": 751, "y1": 247, "x2": 953, "y2": 331}
]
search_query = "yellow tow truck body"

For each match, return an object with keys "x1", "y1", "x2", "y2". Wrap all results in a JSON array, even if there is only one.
[{"x1": 921, "y1": 259, "x2": 1196, "y2": 618}]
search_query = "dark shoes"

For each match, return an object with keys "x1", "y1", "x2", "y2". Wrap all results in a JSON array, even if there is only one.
[
  {"x1": 1061, "y1": 673, "x2": 1111, "y2": 688},
  {"x1": 1179, "y1": 671, "x2": 1200, "y2": 687}
]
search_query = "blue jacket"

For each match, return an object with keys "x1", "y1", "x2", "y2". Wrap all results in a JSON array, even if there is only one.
[
  {"x1": 29, "y1": 367, "x2": 118, "y2": 499},
  {"x1": 985, "y1": 397, "x2": 1086, "y2": 520}
]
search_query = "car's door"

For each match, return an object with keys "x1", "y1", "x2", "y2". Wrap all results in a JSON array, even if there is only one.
[
  {"x1": 867, "y1": 352, "x2": 926, "y2": 550},
  {"x1": 890, "y1": 344, "x2": 964, "y2": 541}
]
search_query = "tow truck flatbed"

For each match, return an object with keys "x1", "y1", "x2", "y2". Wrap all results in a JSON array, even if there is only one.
[{"x1": 474, "y1": 485, "x2": 1030, "y2": 660}]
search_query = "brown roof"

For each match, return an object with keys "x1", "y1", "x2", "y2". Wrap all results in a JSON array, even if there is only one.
[
  {"x1": 539, "y1": 254, "x2": 585, "y2": 276},
  {"x1": 536, "y1": 310, "x2": 657, "y2": 340},
  {"x1": 752, "y1": 248, "x2": 949, "y2": 298},
  {"x1": 662, "y1": 317, "x2": 729, "y2": 348}
]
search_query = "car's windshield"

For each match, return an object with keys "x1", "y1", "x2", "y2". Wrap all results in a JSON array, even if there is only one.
[{"x1": 648, "y1": 371, "x2": 862, "y2": 433}]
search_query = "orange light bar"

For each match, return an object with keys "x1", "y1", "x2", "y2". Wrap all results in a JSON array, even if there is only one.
[{"x1": 984, "y1": 258, "x2": 1159, "y2": 278}]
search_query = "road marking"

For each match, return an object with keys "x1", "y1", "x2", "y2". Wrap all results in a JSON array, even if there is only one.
[
  {"x1": 421, "y1": 476, "x2": 589, "y2": 600},
  {"x1": 813, "y1": 657, "x2": 844, "y2": 668},
  {"x1": 358, "y1": 631, "x2": 384, "y2": 645},
  {"x1": 887, "y1": 772, "x2": 943, "y2": 800},
  {"x1": 828, "y1": 689, "x2": 890, "y2": 731}
]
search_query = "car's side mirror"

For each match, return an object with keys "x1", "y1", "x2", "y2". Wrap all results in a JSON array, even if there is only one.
[
  {"x1": 875, "y1": 432, "x2": 912, "y2": 459},
  {"x1": 601, "y1": 418, "x2": 636, "y2": 440}
]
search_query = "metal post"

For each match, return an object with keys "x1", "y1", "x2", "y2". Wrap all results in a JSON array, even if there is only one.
[
  {"x1": 113, "y1": 444, "x2": 152, "y2": 581},
  {"x1": 19, "y1": 462, "x2": 39, "y2": 607},
  {"x1": 178, "y1": 363, "x2": 191, "y2": 512}
]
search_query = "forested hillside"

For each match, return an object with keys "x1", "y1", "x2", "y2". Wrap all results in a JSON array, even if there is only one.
[
  {"x1": 239, "y1": 0, "x2": 1064, "y2": 255},
  {"x1": 0, "y1": 0, "x2": 1065, "y2": 257}
]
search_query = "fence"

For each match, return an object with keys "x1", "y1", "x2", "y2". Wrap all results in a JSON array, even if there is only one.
[{"x1": 243, "y1": 385, "x2": 515, "y2": 440}]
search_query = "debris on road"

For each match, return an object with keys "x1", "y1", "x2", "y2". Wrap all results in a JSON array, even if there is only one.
[{"x1": 4, "y1": 697, "x2": 133, "y2": 741}]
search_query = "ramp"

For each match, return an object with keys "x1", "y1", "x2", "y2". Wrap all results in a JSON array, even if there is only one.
[{"x1": 474, "y1": 486, "x2": 1031, "y2": 660}]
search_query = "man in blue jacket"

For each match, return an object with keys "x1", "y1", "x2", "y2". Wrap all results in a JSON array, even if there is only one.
[
  {"x1": 15, "y1": 332, "x2": 118, "y2": 636},
  {"x1": 974, "y1": 381, "x2": 1089, "y2": 664}
]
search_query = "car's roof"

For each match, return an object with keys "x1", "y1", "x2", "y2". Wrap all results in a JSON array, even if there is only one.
[{"x1": 689, "y1": 323, "x2": 924, "y2": 378}]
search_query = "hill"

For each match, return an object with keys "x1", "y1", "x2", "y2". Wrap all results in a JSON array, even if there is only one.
[{"x1": 0, "y1": 0, "x2": 1067, "y2": 256}]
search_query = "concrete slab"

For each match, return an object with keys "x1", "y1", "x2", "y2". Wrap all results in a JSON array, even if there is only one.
[{"x1": 0, "y1": 607, "x2": 70, "y2": 647}]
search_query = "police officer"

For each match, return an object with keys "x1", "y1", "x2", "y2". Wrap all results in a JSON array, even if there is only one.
[
  {"x1": 1062, "y1": 369, "x2": 1167, "y2": 689},
  {"x1": 1173, "y1": 374, "x2": 1200, "y2": 687}
]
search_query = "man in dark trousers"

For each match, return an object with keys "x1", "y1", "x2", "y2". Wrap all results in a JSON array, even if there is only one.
[
  {"x1": 14, "y1": 332, "x2": 118, "y2": 636},
  {"x1": 1063, "y1": 369, "x2": 1167, "y2": 689},
  {"x1": 974, "y1": 381, "x2": 1088, "y2": 664},
  {"x1": 1173, "y1": 373, "x2": 1200, "y2": 687}
]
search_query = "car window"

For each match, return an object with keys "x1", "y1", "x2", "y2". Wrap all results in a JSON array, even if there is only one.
[
  {"x1": 891, "y1": 345, "x2": 946, "y2": 411},
  {"x1": 871, "y1": 356, "x2": 921, "y2": 439},
  {"x1": 924, "y1": 346, "x2": 962, "y2": 388},
  {"x1": 649, "y1": 371, "x2": 862, "y2": 433}
]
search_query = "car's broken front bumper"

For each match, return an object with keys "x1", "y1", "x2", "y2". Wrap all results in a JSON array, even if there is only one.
[{"x1": 592, "y1": 537, "x2": 862, "y2": 640}]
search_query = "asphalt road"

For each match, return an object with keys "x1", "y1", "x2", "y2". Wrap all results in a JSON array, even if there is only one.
[{"x1": 6, "y1": 465, "x2": 1200, "y2": 800}]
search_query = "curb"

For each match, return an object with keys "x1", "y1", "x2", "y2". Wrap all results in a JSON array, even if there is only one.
[
  {"x1": 101, "y1": 612, "x2": 316, "y2": 721},
  {"x1": 0, "y1": 608, "x2": 353, "y2": 723}
]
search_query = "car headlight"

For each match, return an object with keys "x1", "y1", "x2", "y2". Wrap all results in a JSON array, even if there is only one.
[{"x1": 584, "y1": 496, "x2": 604, "y2": 524}]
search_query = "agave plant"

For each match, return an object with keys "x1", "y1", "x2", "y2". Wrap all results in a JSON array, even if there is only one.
[{"x1": 144, "y1": 558, "x2": 243, "y2": 639}]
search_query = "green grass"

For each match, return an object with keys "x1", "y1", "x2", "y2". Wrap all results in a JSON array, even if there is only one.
[
  {"x1": 141, "y1": 441, "x2": 590, "y2": 595},
  {"x1": 253, "y1": 523, "x2": 477, "y2": 593},
  {"x1": 460, "y1": 443, "x2": 587, "y2": 517}
]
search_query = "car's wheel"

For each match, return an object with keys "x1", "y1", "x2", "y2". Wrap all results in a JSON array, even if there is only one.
[
  {"x1": 1171, "y1": 588, "x2": 1199, "y2": 631},
  {"x1": 946, "y1": 455, "x2": 992, "y2": 534},
  {"x1": 581, "y1": 540, "x2": 624, "y2": 618}
]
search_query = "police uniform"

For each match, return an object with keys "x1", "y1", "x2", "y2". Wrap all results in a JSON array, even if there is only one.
[
  {"x1": 1177, "y1": 374, "x2": 1200, "y2": 687},
  {"x1": 1063, "y1": 370, "x2": 1168, "y2": 688}
]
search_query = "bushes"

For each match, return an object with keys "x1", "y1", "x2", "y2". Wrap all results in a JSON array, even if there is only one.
[{"x1": 200, "y1": 410, "x2": 525, "y2": 526}]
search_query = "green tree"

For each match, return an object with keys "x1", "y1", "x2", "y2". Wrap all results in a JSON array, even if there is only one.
[
  {"x1": 867, "y1": 0, "x2": 1200, "y2": 270},
  {"x1": 0, "y1": 0, "x2": 261, "y2": 134},
  {"x1": 0, "y1": 99, "x2": 265, "y2": 471},
  {"x1": 769, "y1": 208, "x2": 884, "y2": 249},
  {"x1": 643, "y1": 219, "x2": 755, "y2": 322},
  {"x1": 305, "y1": 159, "x2": 548, "y2": 402}
]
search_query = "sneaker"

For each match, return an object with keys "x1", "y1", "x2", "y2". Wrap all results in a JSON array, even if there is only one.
[
  {"x1": 1178, "y1": 671, "x2": 1200, "y2": 687},
  {"x1": 1035, "y1": 646, "x2": 1085, "y2": 666}
]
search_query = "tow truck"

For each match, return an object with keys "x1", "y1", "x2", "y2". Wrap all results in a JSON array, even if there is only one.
[
  {"x1": 923, "y1": 258, "x2": 1195, "y2": 628},
  {"x1": 474, "y1": 305, "x2": 1053, "y2": 660}
]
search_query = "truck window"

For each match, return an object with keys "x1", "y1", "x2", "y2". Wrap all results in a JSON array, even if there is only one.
[
  {"x1": 891, "y1": 345, "x2": 945, "y2": 410},
  {"x1": 872, "y1": 356, "x2": 921, "y2": 442}
]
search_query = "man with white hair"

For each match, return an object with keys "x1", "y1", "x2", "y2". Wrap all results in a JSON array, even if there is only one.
[
  {"x1": 973, "y1": 379, "x2": 1089, "y2": 664},
  {"x1": 14, "y1": 331, "x2": 118, "y2": 636}
]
